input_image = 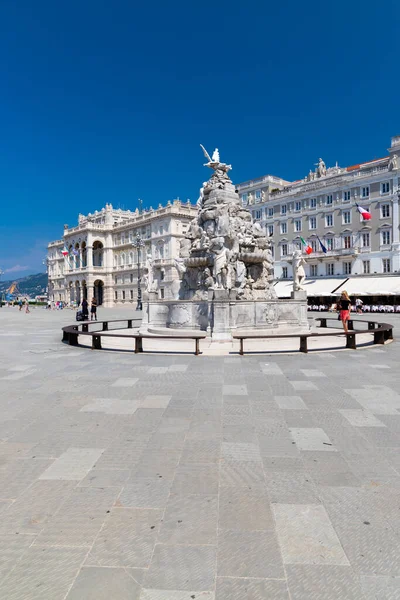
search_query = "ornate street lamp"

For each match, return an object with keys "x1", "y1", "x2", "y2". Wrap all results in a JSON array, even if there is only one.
[
  {"x1": 0, "y1": 269, "x2": 4, "y2": 307},
  {"x1": 132, "y1": 233, "x2": 145, "y2": 310}
]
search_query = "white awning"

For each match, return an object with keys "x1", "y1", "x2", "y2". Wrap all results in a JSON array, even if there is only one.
[
  {"x1": 333, "y1": 276, "x2": 400, "y2": 296},
  {"x1": 274, "y1": 278, "x2": 347, "y2": 298},
  {"x1": 303, "y1": 279, "x2": 347, "y2": 297},
  {"x1": 274, "y1": 281, "x2": 292, "y2": 298}
]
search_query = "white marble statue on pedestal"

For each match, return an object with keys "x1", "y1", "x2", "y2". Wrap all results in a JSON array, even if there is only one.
[
  {"x1": 210, "y1": 237, "x2": 229, "y2": 289},
  {"x1": 145, "y1": 251, "x2": 157, "y2": 292},
  {"x1": 292, "y1": 249, "x2": 306, "y2": 291}
]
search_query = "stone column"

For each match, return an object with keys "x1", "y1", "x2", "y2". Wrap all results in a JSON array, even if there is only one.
[{"x1": 392, "y1": 185, "x2": 400, "y2": 271}]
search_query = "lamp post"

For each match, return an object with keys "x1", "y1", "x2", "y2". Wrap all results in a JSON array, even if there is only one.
[
  {"x1": 0, "y1": 269, "x2": 3, "y2": 307},
  {"x1": 132, "y1": 234, "x2": 145, "y2": 311}
]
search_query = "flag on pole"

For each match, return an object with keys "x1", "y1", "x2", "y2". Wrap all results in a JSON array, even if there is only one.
[
  {"x1": 317, "y1": 236, "x2": 327, "y2": 254},
  {"x1": 71, "y1": 249, "x2": 79, "y2": 256},
  {"x1": 61, "y1": 249, "x2": 69, "y2": 256},
  {"x1": 356, "y1": 203, "x2": 371, "y2": 221},
  {"x1": 300, "y1": 236, "x2": 313, "y2": 255}
]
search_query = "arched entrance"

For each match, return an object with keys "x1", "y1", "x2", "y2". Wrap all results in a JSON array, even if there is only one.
[
  {"x1": 94, "y1": 280, "x2": 104, "y2": 306},
  {"x1": 82, "y1": 280, "x2": 87, "y2": 300}
]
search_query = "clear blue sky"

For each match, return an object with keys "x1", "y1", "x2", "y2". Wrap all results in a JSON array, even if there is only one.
[{"x1": 0, "y1": 0, "x2": 399, "y2": 277}]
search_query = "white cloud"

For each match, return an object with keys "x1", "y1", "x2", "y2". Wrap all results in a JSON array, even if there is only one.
[{"x1": 4, "y1": 265, "x2": 29, "y2": 274}]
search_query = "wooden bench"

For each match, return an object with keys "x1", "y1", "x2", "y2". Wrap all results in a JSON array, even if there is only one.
[
  {"x1": 233, "y1": 318, "x2": 393, "y2": 355},
  {"x1": 62, "y1": 320, "x2": 207, "y2": 356}
]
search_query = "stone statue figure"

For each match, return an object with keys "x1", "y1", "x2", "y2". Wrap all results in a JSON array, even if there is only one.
[
  {"x1": 200, "y1": 144, "x2": 232, "y2": 173},
  {"x1": 197, "y1": 182, "x2": 207, "y2": 208},
  {"x1": 211, "y1": 148, "x2": 220, "y2": 163},
  {"x1": 141, "y1": 272, "x2": 149, "y2": 290},
  {"x1": 292, "y1": 249, "x2": 306, "y2": 291},
  {"x1": 388, "y1": 154, "x2": 398, "y2": 171},
  {"x1": 210, "y1": 237, "x2": 229, "y2": 289},
  {"x1": 174, "y1": 257, "x2": 186, "y2": 279},
  {"x1": 316, "y1": 158, "x2": 327, "y2": 178},
  {"x1": 146, "y1": 251, "x2": 156, "y2": 292}
]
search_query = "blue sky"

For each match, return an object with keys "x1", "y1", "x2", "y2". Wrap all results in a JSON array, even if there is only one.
[{"x1": 0, "y1": 0, "x2": 399, "y2": 277}]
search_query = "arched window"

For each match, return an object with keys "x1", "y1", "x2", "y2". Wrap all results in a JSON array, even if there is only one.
[
  {"x1": 129, "y1": 251, "x2": 133, "y2": 264},
  {"x1": 121, "y1": 253, "x2": 126, "y2": 265},
  {"x1": 92, "y1": 241, "x2": 104, "y2": 267},
  {"x1": 81, "y1": 242, "x2": 87, "y2": 267}
]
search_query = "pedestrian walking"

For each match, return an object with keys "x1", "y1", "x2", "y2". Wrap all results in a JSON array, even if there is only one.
[
  {"x1": 25, "y1": 300, "x2": 30, "y2": 314},
  {"x1": 18, "y1": 299, "x2": 23, "y2": 311},
  {"x1": 81, "y1": 298, "x2": 89, "y2": 320},
  {"x1": 355, "y1": 297, "x2": 363, "y2": 314},
  {"x1": 90, "y1": 296, "x2": 97, "y2": 321},
  {"x1": 338, "y1": 290, "x2": 351, "y2": 334}
]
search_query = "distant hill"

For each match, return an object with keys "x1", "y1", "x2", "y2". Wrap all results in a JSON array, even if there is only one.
[{"x1": 0, "y1": 273, "x2": 48, "y2": 298}]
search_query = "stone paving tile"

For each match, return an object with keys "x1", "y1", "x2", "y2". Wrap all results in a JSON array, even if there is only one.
[
  {"x1": 34, "y1": 486, "x2": 119, "y2": 547},
  {"x1": 66, "y1": 566, "x2": 142, "y2": 599},
  {"x1": 339, "y1": 409, "x2": 387, "y2": 427},
  {"x1": 0, "y1": 534, "x2": 33, "y2": 582},
  {"x1": 290, "y1": 427, "x2": 337, "y2": 451},
  {"x1": 141, "y1": 590, "x2": 214, "y2": 599},
  {"x1": 260, "y1": 362, "x2": 284, "y2": 375},
  {"x1": 221, "y1": 441, "x2": 261, "y2": 462},
  {"x1": 78, "y1": 468, "x2": 130, "y2": 487},
  {"x1": 80, "y1": 398, "x2": 140, "y2": 414},
  {"x1": 360, "y1": 575, "x2": 400, "y2": 600},
  {"x1": 39, "y1": 447, "x2": 104, "y2": 480},
  {"x1": 86, "y1": 508, "x2": 162, "y2": 568},
  {"x1": 111, "y1": 378, "x2": 139, "y2": 387},
  {"x1": 275, "y1": 395, "x2": 308, "y2": 409},
  {"x1": 119, "y1": 479, "x2": 171, "y2": 508},
  {"x1": 265, "y1": 471, "x2": 321, "y2": 504},
  {"x1": 219, "y1": 460, "x2": 265, "y2": 487},
  {"x1": 222, "y1": 384, "x2": 248, "y2": 396},
  {"x1": 216, "y1": 577, "x2": 289, "y2": 600},
  {"x1": 132, "y1": 449, "x2": 182, "y2": 479},
  {"x1": 144, "y1": 544, "x2": 216, "y2": 591},
  {"x1": 0, "y1": 457, "x2": 52, "y2": 499},
  {"x1": 141, "y1": 395, "x2": 172, "y2": 408},
  {"x1": 290, "y1": 381, "x2": 319, "y2": 391},
  {"x1": 0, "y1": 480, "x2": 76, "y2": 535},
  {"x1": 171, "y1": 463, "x2": 219, "y2": 495},
  {"x1": 258, "y1": 433, "x2": 299, "y2": 457},
  {"x1": 158, "y1": 494, "x2": 218, "y2": 545},
  {"x1": 273, "y1": 504, "x2": 349, "y2": 565},
  {"x1": 0, "y1": 545, "x2": 88, "y2": 600},
  {"x1": 286, "y1": 565, "x2": 368, "y2": 600},
  {"x1": 217, "y1": 529, "x2": 284, "y2": 578},
  {"x1": 218, "y1": 486, "x2": 273, "y2": 530},
  {"x1": 181, "y1": 440, "x2": 220, "y2": 463}
]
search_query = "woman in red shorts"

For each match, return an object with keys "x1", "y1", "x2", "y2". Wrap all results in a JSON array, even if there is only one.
[{"x1": 338, "y1": 290, "x2": 351, "y2": 333}]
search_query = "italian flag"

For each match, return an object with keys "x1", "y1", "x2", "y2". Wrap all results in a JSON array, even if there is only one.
[
  {"x1": 61, "y1": 249, "x2": 69, "y2": 256},
  {"x1": 300, "y1": 237, "x2": 313, "y2": 255},
  {"x1": 356, "y1": 203, "x2": 371, "y2": 220}
]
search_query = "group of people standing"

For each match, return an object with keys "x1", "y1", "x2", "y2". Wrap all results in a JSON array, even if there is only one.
[{"x1": 80, "y1": 297, "x2": 97, "y2": 321}]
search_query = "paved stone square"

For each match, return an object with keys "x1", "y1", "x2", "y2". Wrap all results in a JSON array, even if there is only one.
[{"x1": 0, "y1": 306, "x2": 400, "y2": 599}]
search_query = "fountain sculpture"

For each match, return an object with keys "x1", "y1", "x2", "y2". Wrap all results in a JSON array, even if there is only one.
[{"x1": 141, "y1": 146, "x2": 308, "y2": 340}]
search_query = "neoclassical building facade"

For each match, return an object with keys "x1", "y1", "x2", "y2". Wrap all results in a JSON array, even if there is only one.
[
  {"x1": 47, "y1": 200, "x2": 197, "y2": 307},
  {"x1": 237, "y1": 135, "x2": 400, "y2": 281}
]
